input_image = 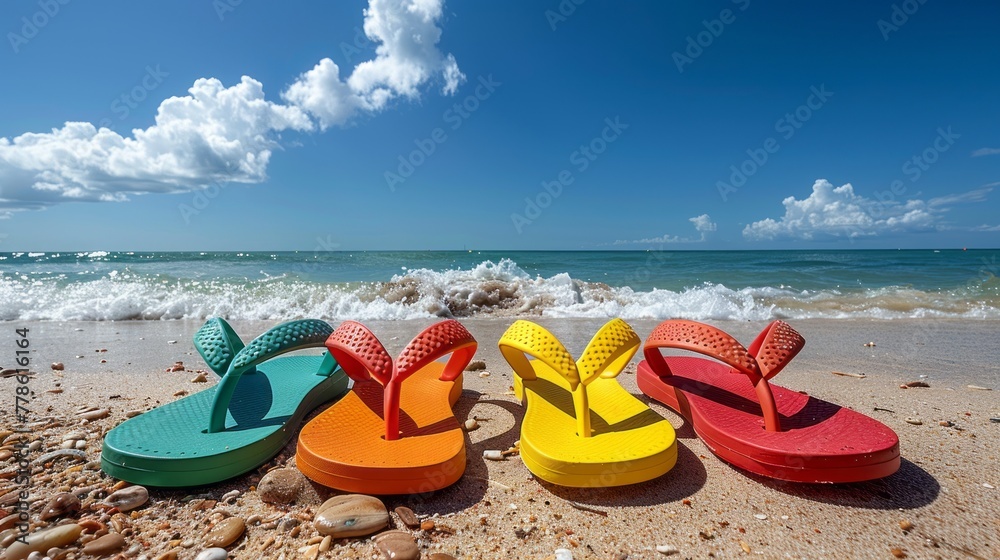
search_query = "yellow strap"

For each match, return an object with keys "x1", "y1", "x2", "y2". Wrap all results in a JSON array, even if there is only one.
[
  {"x1": 576, "y1": 318, "x2": 640, "y2": 385},
  {"x1": 498, "y1": 320, "x2": 579, "y2": 388}
]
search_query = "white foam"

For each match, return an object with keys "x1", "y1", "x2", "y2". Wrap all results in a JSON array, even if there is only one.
[{"x1": 1, "y1": 258, "x2": 998, "y2": 321}]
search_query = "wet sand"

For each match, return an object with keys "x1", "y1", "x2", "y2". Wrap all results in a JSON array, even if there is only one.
[{"x1": 2, "y1": 318, "x2": 999, "y2": 559}]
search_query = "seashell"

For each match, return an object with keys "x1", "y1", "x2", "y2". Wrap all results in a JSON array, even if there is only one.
[
  {"x1": 313, "y1": 495, "x2": 388, "y2": 538},
  {"x1": 0, "y1": 523, "x2": 82, "y2": 560},
  {"x1": 40, "y1": 493, "x2": 81, "y2": 521},
  {"x1": 103, "y1": 485, "x2": 148, "y2": 512},
  {"x1": 194, "y1": 548, "x2": 228, "y2": 560},
  {"x1": 203, "y1": 517, "x2": 245, "y2": 548}
]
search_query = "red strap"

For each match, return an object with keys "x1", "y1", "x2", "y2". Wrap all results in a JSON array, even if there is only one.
[
  {"x1": 642, "y1": 319, "x2": 783, "y2": 432},
  {"x1": 325, "y1": 321, "x2": 393, "y2": 386},
  {"x1": 642, "y1": 320, "x2": 759, "y2": 377},
  {"x1": 325, "y1": 320, "x2": 477, "y2": 441},
  {"x1": 396, "y1": 320, "x2": 478, "y2": 383},
  {"x1": 747, "y1": 321, "x2": 805, "y2": 380}
]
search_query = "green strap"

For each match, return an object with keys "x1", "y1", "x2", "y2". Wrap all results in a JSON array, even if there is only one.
[
  {"x1": 193, "y1": 318, "x2": 246, "y2": 376},
  {"x1": 207, "y1": 319, "x2": 336, "y2": 433}
]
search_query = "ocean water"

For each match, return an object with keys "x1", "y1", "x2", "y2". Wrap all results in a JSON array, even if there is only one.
[{"x1": 1, "y1": 250, "x2": 998, "y2": 321}]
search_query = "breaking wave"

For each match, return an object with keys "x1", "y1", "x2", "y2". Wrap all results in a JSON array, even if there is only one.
[{"x1": 2, "y1": 258, "x2": 998, "y2": 321}]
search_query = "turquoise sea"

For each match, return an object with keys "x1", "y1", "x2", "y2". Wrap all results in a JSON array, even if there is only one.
[{"x1": 1, "y1": 250, "x2": 998, "y2": 321}]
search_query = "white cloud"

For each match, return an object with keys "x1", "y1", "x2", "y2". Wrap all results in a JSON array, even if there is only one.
[
  {"x1": 0, "y1": 0, "x2": 462, "y2": 212},
  {"x1": 743, "y1": 179, "x2": 993, "y2": 241},
  {"x1": 972, "y1": 147, "x2": 1000, "y2": 157},
  {"x1": 689, "y1": 213, "x2": 717, "y2": 234},
  {"x1": 284, "y1": 0, "x2": 464, "y2": 129},
  {"x1": 614, "y1": 214, "x2": 717, "y2": 245}
]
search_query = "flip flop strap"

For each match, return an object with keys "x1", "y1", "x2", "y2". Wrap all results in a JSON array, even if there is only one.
[
  {"x1": 325, "y1": 320, "x2": 478, "y2": 441},
  {"x1": 207, "y1": 319, "x2": 336, "y2": 433},
  {"x1": 498, "y1": 320, "x2": 579, "y2": 388},
  {"x1": 747, "y1": 321, "x2": 805, "y2": 380},
  {"x1": 576, "y1": 318, "x2": 640, "y2": 384},
  {"x1": 396, "y1": 320, "x2": 478, "y2": 382},
  {"x1": 643, "y1": 319, "x2": 782, "y2": 432},
  {"x1": 326, "y1": 321, "x2": 394, "y2": 386},
  {"x1": 499, "y1": 320, "x2": 603, "y2": 437},
  {"x1": 193, "y1": 318, "x2": 245, "y2": 376}
]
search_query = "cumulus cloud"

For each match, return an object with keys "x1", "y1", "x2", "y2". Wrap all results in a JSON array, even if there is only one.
[
  {"x1": 743, "y1": 179, "x2": 993, "y2": 241},
  {"x1": 972, "y1": 147, "x2": 1000, "y2": 157},
  {"x1": 613, "y1": 214, "x2": 717, "y2": 245},
  {"x1": 0, "y1": 0, "x2": 462, "y2": 212},
  {"x1": 284, "y1": 0, "x2": 464, "y2": 129}
]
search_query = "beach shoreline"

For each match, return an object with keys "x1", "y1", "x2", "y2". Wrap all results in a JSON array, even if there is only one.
[{"x1": 2, "y1": 317, "x2": 998, "y2": 559}]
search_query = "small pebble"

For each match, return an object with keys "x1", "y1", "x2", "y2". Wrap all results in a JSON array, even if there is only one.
[
  {"x1": 899, "y1": 520, "x2": 914, "y2": 531},
  {"x1": 754, "y1": 514, "x2": 768, "y2": 520},
  {"x1": 203, "y1": 517, "x2": 245, "y2": 548},
  {"x1": 257, "y1": 468, "x2": 303, "y2": 505},
  {"x1": 939, "y1": 420, "x2": 953, "y2": 427},
  {"x1": 318, "y1": 535, "x2": 332, "y2": 553},
  {"x1": 81, "y1": 533, "x2": 126, "y2": 556},
  {"x1": 51, "y1": 362, "x2": 64, "y2": 371},
  {"x1": 427, "y1": 554, "x2": 457, "y2": 560},
  {"x1": 191, "y1": 373, "x2": 208, "y2": 383},
  {"x1": 655, "y1": 545, "x2": 678, "y2": 556},
  {"x1": 0, "y1": 524, "x2": 83, "y2": 559},
  {"x1": 903, "y1": 381, "x2": 930, "y2": 388},
  {"x1": 394, "y1": 506, "x2": 420, "y2": 528},
  {"x1": 313, "y1": 494, "x2": 388, "y2": 538},
  {"x1": 194, "y1": 548, "x2": 229, "y2": 560},
  {"x1": 905, "y1": 418, "x2": 923, "y2": 426},
  {"x1": 104, "y1": 485, "x2": 149, "y2": 512},
  {"x1": 374, "y1": 530, "x2": 420, "y2": 560},
  {"x1": 78, "y1": 408, "x2": 109, "y2": 421},
  {"x1": 420, "y1": 519, "x2": 435, "y2": 531},
  {"x1": 478, "y1": 371, "x2": 490, "y2": 378},
  {"x1": 984, "y1": 483, "x2": 995, "y2": 489},
  {"x1": 464, "y1": 419, "x2": 479, "y2": 431}
]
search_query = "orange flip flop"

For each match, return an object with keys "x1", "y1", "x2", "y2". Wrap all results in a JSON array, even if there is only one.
[{"x1": 295, "y1": 320, "x2": 477, "y2": 494}]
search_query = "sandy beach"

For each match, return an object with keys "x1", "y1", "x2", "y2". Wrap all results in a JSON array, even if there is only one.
[{"x1": 2, "y1": 318, "x2": 999, "y2": 559}]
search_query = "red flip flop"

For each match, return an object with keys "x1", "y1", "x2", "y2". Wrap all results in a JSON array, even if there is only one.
[{"x1": 637, "y1": 320, "x2": 899, "y2": 483}]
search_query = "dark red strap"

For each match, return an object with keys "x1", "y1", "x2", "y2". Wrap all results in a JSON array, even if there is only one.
[
  {"x1": 747, "y1": 321, "x2": 805, "y2": 380},
  {"x1": 325, "y1": 321, "x2": 393, "y2": 386},
  {"x1": 642, "y1": 319, "x2": 783, "y2": 432},
  {"x1": 642, "y1": 320, "x2": 759, "y2": 377}
]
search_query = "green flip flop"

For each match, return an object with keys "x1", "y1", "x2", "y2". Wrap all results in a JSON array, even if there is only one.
[{"x1": 101, "y1": 318, "x2": 349, "y2": 487}]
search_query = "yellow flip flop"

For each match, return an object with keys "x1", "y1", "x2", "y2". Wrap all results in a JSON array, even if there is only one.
[{"x1": 498, "y1": 319, "x2": 677, "y2": 487}]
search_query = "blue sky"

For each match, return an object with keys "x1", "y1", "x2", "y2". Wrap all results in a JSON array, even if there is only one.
[{"x1": 0, "y1": 0, "x2": 998, "y2": 251}]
